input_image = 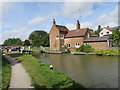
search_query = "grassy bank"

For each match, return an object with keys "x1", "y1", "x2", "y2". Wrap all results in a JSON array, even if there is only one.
[
  {"x1": 8, "y1": 53, "x2": 84, "y2": 88},
  {"x1": 2, "y1": 56, "x2": 11, "y2": 89},
  {"x1": 93, "y1": 50, "x2": 119, "y2": 56}
]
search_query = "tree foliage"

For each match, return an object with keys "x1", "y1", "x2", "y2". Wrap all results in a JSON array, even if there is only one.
[
  {"x1": 29, "y1": 30, "x2": 49, "y2": 47},
  {"x1": 110, "y1": 28, "x2": 120, "y2": 46},
  {"x1": 76, "y1": 44, "x2": 94, "y2": 53},
  {"x1": 23, "y1": 40, "x2": 31, "y2": 46},
  {"x1": 95, "y1": 25, "x2": 102, "y2": 35},
  {"x1": 3, "y1": 38, "x2": 22, "y2": 45}
]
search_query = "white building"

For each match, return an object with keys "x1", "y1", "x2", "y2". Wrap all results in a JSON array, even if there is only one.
[{"x1": 99, "y1": 28, "x2": 113, "y2": 37}]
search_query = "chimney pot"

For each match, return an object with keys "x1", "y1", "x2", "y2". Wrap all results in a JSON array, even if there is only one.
[
  {"x1": 53, "y1": 19, "x2": 56, "y2": 25},
  {"x1": 76, "y1": 20, "x2": 80, "y2": 30}
]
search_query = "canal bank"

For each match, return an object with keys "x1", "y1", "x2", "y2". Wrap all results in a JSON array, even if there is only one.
[
  {"x1": 7, "y1": 52, "x2": 84, "y2": 88},
  {"x1": 32, "y1": 51, "x2": 118, "y2": 88}
]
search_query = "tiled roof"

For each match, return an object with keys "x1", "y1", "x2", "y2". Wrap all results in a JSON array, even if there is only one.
[
  {"x1": 65, "y1": 28, "x2": 88, "y2": 38},
  {"x1": 104, "y1": 28, "x2": 113, "y2": 31},
  {"x1": 90, "y1": 31, "x2": 98, "y2": 37},
  {"x1": 84, "y1": 36, "x2": 109, "y2": 42},
  {"x1": 56, "y1": 25, "x2": 69, "y2": 32}
]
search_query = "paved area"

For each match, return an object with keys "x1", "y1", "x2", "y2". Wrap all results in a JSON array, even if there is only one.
[{"x1": 3, "y1": 54, "x2": 34, "y2": 88}]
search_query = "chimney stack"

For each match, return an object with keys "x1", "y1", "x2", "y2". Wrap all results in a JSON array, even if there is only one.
[
  {"x1": 76, "y1": 20, "x2": 80, "y2": 30},
  {"x1": 53, "y1": 19, "x2": 56, "y2": 25}
]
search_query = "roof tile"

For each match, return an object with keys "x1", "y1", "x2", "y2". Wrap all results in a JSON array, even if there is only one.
[
  {"x1": 65, "y1": 28, "x2": 88, "y2": 38},
  {"x1": 56, "y1": 25, "x2": 69, "y2": 32}
]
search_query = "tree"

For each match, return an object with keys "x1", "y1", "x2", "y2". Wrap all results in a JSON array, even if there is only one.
[
  {"x1": 29, "y1": 30, "x2": 49, "y2": 47},
  {"x1": 89, "y1": 29, "x2": 94, "y2": 32},
  {"x1": 95, "y1": 25, "x2": 102, "y2": 35},
  {"x1": 110, "y1": 28, "x2": 120, "y2": 47},
  {"x1": 3, "y1": 38, "x2": 22, "y2": 45},
  {"x1": 23, "y1": 40, "x2": 31, "y2": 46}
]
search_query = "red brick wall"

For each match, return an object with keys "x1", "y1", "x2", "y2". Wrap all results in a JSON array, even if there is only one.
[
  {"x1": 86, "y1": 41, "x2": 108, "y2": 50},
  {"x1": 50, "y1": 25, "x2": 60, "y2": 50},
  {"x1": 86, "y1": 42, "x2": 118, "y2": 50},
  {"x1": 64, "y1": 37, "x2": 84, "y2": 50},
  {"x1": 49, "y1": 26, "x2": 67, "y2": 50}
]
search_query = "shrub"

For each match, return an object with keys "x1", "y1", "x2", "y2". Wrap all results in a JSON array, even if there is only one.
[{"x1": 76, "y1": 44, "x2": 94, "y2": 53}]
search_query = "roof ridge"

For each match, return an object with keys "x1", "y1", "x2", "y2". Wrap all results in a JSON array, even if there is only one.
[{"x1": 55, "y1": 25, "x2": 66, "y2": 27}]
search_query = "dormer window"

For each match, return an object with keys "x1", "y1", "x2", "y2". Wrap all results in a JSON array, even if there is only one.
[
  {"x1": 60, "y1": 35, "x2": 64, "y2": 39},
  {"x1": 101, "y1": 33, "x2": 103, "y2": 34},
  {"x1": 107, "y1": 32, "x2": 109, "y2": 34},
  {"x1": 56, "y1": 35, "x2": 59, "y2": 39}
]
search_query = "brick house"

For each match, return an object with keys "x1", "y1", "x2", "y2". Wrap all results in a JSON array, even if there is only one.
[{"x1": 49, "y1": 19, "x2": 111, "y2": 50}]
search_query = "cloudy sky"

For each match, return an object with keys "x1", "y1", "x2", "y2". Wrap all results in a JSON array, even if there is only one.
[{"x1": 0, "y1": 0, "x2": 119, "y2": 44}]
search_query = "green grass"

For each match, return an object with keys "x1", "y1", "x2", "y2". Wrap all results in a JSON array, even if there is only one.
[
  {"x1": 31, "y1": 47, "x2": 40, "y2": 51},
  {"x1": 8, "y1": 53, "x2": 84, "y2": 88},
  {"x1": 2, "y1": 56, "x2": 11, "y2": 89},
  {"x1": 93, "y1": 50, "x2": 119, "y2": 55},
  {"x1": 46, "y1": 50, "x2": 67, "y2": 53}
]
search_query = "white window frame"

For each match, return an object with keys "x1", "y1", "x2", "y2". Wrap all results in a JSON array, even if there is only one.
[
  {"x1": 67, "y1": 44, "x2": 70, "y2": 48},
  {"x1": 56, "y1": 35, "x2": 59, "y2": 40},
  {"x1": 75, "y1": 43, "x2": 80, "y2": 48},
  {"x1": 60, "y1": 35, "x2": 64, "y2": 39}
]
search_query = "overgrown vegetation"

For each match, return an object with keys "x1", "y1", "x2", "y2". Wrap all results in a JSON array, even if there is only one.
[
  {"x1": 110, "y1": 28, "x2": 120, "y2": 47},
  {"x1": 76, "y1": 44, "x2": 94, "y2": 53},
  {"x1": 2, "y1": 56, "x2": 11, "y2": 89},
  {"x1": 8, "y1": 53, "x2": 84, "y2": 88},
  {"x1": 93, "y1": 50, "x2": 119, "y2": 55}
]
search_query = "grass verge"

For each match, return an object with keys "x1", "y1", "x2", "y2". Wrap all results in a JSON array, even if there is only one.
[
  {"x1": 2, "y1": 56, "x2": 11, "y2": 89},
  {"x1": 8, "y1": 53, "x2": 84, "y2": 88},
  {"x1": 93, "y1": 50, "x2": 119, "y2": 55}
]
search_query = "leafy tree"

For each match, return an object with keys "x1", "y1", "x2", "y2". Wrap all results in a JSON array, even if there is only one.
[
  {"x1": 29, "y1": 30, "x2": 49, "y2": 47},
  {"x1": 95, "y1": 25, "x2": 102, "y2": 35},
  {"x1": 3, "y1": 38, "x2": 22, "y2": 45},
  {"x1": 110, "y1": 28, "x2": 120, "y2": 47},
  {"x1": 23, "y1": 40, "x2": 31, "y2": 46},
  {"x1": 89, "y1": 29, "x2": 94, "y2": 32}
]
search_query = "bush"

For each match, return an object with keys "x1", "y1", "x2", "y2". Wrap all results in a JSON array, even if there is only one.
[{"x1": 76, "y1": 44, "x2": 94, "y2": 53}]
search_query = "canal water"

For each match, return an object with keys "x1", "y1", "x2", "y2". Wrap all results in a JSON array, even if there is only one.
[{"x1": 32, "y1": 51, "x2": 118, "y2": 88}]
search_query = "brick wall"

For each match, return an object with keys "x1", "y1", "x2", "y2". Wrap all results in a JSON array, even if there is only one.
[
  {"x1": 86, "y1": 42, "x2": 108, "y2": 50},
  {"x1": 64, "y1": 37, "x2": 84, "y2": 50},
  {"x1": 50, "y1": 25, "x2": 60, "y2": 50},
  {"x1": 86, "y1": 41, "x2": 118, "y2": 50},
  {"x1": 49, "y1": 26, "x2": 67, "y2": 50}
]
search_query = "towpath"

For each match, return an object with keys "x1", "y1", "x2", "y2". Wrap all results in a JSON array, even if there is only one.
[{"x1": 3, "y1": 54, "x2": 34, "y2": 88}]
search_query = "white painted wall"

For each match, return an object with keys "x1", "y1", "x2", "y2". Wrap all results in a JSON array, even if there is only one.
[{"x1": 99, "y1": 28, "x2": 112, "y2": 37}]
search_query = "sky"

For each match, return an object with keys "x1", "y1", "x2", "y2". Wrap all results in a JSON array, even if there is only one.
[{"x1": 0, "y1": 0, "x2": 119, "y2": 44}]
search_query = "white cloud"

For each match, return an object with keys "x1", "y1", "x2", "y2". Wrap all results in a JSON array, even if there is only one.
[
  {"x1": 62, "y1": 2, "x2": 94, "y2": 18},
  {"x1": 0, "y1": 2, "x2": 2, "y2": 28},
  {"x1": 65, "y1": 23, "x2": 76, "y2": 30},
  {"x1": 96, "y1": 5, "x2": 118, "y2": 28},
  {"x1": 65, "y1": 5, "x2": 118, "y2": 31},
  {"x1": 28, "y1": 16, "x2": 45, "y2": 25},
  {"x1": 2, "y1": 27, "x2": 29, "y2": 43},
  {"x1": 28, "y1": 12, "x2": 59, "y2": 25}
]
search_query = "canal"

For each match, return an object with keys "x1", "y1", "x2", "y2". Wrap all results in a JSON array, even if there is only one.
[{"x1": 32, "y1": 51, "x2": 118, "y2": 88}]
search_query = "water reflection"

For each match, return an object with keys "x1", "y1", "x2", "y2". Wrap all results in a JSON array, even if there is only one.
[{"x1": 32, "y1": 52, "x2": 118, "y2": 88}]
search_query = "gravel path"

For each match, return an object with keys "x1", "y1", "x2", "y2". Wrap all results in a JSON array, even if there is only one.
[{"x1": 3, "y1": 54, "x2": 34, "y2": 88}]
